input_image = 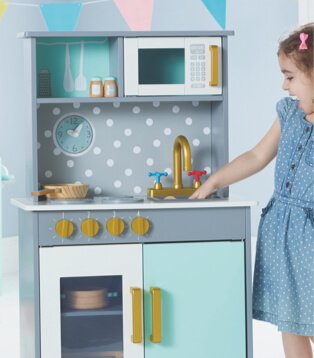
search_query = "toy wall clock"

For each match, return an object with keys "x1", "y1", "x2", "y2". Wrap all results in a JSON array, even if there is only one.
[{"x1": 53, "y1": 114, "x2": 95, "y2": 156}]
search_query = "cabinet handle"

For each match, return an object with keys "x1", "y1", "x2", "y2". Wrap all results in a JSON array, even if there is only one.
[
  {"x1": 209, "y1": 45, "x2": 219, "y2": 86},
  {"x1": 130, "y1": 287, "x2": 142, "y2": 343},
  {"x1": 150, "y1": 287, "x2": 162, "y2": 343}
]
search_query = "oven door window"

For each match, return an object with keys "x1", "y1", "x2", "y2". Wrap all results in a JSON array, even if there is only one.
[
  {"x1": 60, "y1": 275, "x2": 123, "y2": 358},
  {"x1": 138, "y1": 48, "x2": 185, "y2": 85}
]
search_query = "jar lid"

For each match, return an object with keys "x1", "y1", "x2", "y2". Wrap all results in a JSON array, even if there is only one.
[
  {"x1": 104, "y1": 77, "x2": 116, "y2": 81},
  {"x1": 91, "y1": 77, "x2": 102, "y2": 81}
]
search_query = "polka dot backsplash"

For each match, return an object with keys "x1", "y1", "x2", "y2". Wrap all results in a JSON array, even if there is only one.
[{"x1": 37, "y1": 102, "x2": 212, "y2": 196}]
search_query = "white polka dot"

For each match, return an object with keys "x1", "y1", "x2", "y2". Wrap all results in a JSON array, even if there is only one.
[
  {"x1": 93, "y1": 147, "x2": 101, "y2": 155},
  {"x1": 37, "y1": 142, "x2": 41, "y2": 150},
  {"x1": 114, "y1": 180, "x2": 122, "y2": 188},
  {"x1": 133, "y1": 106, "x2": 140, "y2": 114},
  {"x1": 203, "y1": 127, "x2": 211, "y2": 135},
  {"x1": 164, "y1": 128, "x2": 172, "y2": 136},
  {"x1": 53, "y1": 148, "x2": 61, "y2": 156},
  {"x1": 185, "y1": 117, "x2": 193, "y2": 126},
  {"x1": 124, "y1": 128, "x2": 132, "y2": 136},
  {"x1": 172, "y1": 105, "x2": 180, "y2": 114},
  {"x1": 153, "y1": 101, "x2": 160, "y2": 108},
  {"x1": 146, "y1": 118, "x2": 153, "y2": 126},
  {"x1": 44, "y1": 130, "x2": 52, "y2": 138},
  {"x1": 133, "y1": 186, "x2": 142, "y2": 194},
  {"x1": 192, "y1": 101, "x2": 199, "y2": 107},
  {"x1": 67, "y1": 160, "x2": 74, "y2": 168},
  {"x1": 52, "y1": 107, "x2": 60, "y2": 115},
  {"x1": 93, "y1": 107, "x2": 101, "y2": 115},
  {"x1": 165, "y1": 168, "x2": 172, "y2": 175},
  {"x1": 106, "y1": 159, "x2": 114, "y2": 167},
  {"x1": 146, "y1": 158, "x2": 154, "y2": 166},
  {"x1": 106, "y1": 119, "x2": 114, "y2": 127},
  {"x1": 45, "y1": 170, "x2": 52, "y2": 178},
  {"x1": 133, "y1": 146, "x2": 141, "y2": 154},
  {"x1": 94, "y1": 187, "x2": 102, "y2": 195},
  {"x1": 204, "y1": 166, "x2": 211, "y2": 174},
  {"x1": 192, "y1": 138, "x2": 200, "y2": 146},
  {"x1": 125, "y1": 168, "x2": 132, "y2": 176},
  {"x1": 73, "y1": 102, "x2": 81, "y2": 109},
  {"x1": 113, "y1": 102, "x2": 120, "y2": 108},
  {"x1": 113, "y1": 140, "x2": 121, "y2": 148},
  {"x1": 153, "y1": 139, "x2": 161, "y2": 147},
  {"x1": 85, "y1": 169, "x2": 93, "y2": 177}
]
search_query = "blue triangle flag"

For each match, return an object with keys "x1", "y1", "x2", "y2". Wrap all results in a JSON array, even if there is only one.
[
  {"x1": 40, "y1": 3, "x2": 82, "y2": 32},
  {"x1": 202, "y1": 0, "x2": 226, "y2": 29}
]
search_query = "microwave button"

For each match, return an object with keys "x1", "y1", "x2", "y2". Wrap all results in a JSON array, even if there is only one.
[
  {"x1": 191, "y1": 76, "x2": 195, "y2": 81},
  {"x1": 201, "y1": 76, "x2": 206, "y2": 81},
  {"x1": 190, "y1": 55, "x2": 197, "y2": 60},
  {"x1": 196, "y1": 77, "x2": 200, "y2": 81},
  {"x1": 199, "y1": 55, "x2": 206, "y2": 60},
  {"x1": 191, "y1": 83, "x2": 205, "y2": 88}
]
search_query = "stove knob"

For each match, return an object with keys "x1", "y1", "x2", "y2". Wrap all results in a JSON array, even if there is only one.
[
  {"x1": 131, "y1": 217, "x2": 150, "y2": 236},
  {"x1": 55, "y1": 219, "x2": 74, "y2": 238},
  {"x1": 106, "y1": 217, "x2": 125, "y2": 236},
  {"x1": 81, "y1": 218, "x2": 100, "y2": 238}
]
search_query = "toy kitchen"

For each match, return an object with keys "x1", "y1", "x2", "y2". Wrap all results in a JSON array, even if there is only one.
[{"x1": 12, "y1": 31, "x2": 256, "y2": 358}]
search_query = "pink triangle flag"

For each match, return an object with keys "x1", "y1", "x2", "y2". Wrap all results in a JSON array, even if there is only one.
[{"x1": 114, "y1": 0, "x2": 154, "y2": 31}]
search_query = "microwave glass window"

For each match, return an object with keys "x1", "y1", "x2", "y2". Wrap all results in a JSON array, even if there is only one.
[
  {"x1": 138, "y1": 48, "x2": 185, "y2": 85},
  {"x1": 60, "y1": 275, "x2": 123, "y2": 358}
]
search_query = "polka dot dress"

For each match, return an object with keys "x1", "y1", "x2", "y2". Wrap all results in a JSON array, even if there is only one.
[{"x1": 253, "y1": 97, "x2": 314, "y2": 336}]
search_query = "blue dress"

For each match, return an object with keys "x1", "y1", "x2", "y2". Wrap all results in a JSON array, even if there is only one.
[{"x1": 253, "y1": 97, "x2": 314, "y2": 336}]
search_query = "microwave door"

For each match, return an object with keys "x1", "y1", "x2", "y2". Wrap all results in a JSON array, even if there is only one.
[
  {"x1": 124, "y1": 37, "x2": 185, "y2": 96},
  {"x1": 184, "y1": 37, "x2": 222, "y2": 95}
]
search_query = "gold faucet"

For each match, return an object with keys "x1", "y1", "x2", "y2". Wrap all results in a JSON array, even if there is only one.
[
  {"x1": 147, "y1": 135, "x2": 197, "y2": 198},
  {"x1": 173, "y1": 135, "x2": 192, "y2": 189}
]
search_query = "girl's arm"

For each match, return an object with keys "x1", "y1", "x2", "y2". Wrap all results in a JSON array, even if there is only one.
[{"x1": 190, "y1": 118, "x2": 281, "y2": 199}]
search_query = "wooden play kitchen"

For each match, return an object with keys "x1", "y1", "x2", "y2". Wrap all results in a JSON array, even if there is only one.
[{"x1": 12, "y1": 31, "x2": 255, "y2": 358}]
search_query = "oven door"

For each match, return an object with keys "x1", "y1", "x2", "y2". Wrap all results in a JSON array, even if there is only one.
[
  {"x1": 124, "y1": 37, "x2": 186, "y2": 96},
  {"x1": 39, "y1": 244, "x2": 143, "y2": 358}
]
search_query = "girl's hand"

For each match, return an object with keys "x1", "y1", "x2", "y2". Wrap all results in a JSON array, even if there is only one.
[{"x1": 189, "y1": 178, "x2": 217, "y2": 199}]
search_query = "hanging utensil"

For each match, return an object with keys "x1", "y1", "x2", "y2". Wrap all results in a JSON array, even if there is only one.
[
  {"x1": 75, "y1": 41, "x2": 87, "y2": 91},
  {"x1": 63, "y1": 43, "x2": 74, "y2": 92}
]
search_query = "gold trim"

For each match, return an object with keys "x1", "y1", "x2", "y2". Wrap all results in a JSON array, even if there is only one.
[
  {"x1": 150, "y1": 287, "x2": 162, "y2": 343},
  {"x1": 130, "y1": 287, "x2": 142, "y2": 344},
  {"x1": 210, "y1": 45, "x2": 219, "y2": 86}
]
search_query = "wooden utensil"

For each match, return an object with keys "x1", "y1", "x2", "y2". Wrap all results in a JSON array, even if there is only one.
[{"x1": 32, "y1": 183, "x2": 89, "y2": 199}]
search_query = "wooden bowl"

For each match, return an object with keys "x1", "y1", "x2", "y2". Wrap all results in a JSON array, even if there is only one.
[
  {"x1": 32, "y1": 183, "x2": 89, "y2": 199},
  {"x1": 66, "y1": 288, "x2": 108, "y2": 310}
]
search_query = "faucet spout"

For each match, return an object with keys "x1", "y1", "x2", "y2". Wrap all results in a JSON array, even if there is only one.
[{"x1": 173, "y1": 135, "x2": 192, "y2": 189}]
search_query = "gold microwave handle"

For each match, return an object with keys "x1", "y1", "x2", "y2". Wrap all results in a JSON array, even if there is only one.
[
  {"x1": 130, "y1": 287, "x2": 142, "y2": 343},
  {"x1": 209, "y1": 45, "x2": 219, "y2": 86},
  {"x1": 150, "y1": 287, "x2": 162, "y2": 343}
]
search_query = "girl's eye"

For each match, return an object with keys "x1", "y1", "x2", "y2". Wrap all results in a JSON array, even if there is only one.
[{"x1": 286, "y1": 77, "x2": 293, "y2": 81}]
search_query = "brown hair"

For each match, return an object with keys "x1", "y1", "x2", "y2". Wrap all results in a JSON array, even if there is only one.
[{"x1": 278, "y1": 22, "x2": 314, "y2": 76}]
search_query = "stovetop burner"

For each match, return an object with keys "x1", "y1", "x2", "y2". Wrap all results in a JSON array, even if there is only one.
[{"x1": 47, "y1": 198, "x2": 94, "y2": 205}]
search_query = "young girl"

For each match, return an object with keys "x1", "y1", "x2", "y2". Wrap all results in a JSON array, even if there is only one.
[{"x1": 191, "y1": 23, "x2": 314, "y2": 358}]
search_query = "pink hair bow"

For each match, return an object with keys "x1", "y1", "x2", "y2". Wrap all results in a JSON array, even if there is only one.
[{"x1": 299, "y1": 32, "x2": 308, "y2": 50}]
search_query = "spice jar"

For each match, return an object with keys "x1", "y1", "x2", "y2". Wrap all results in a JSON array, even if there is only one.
[
  {"x1": 104, "y1": 77, "x2": 117, "y2": 97},
  {"x1": 89, "y1": 77, "x2": 103, "y2": 97}
]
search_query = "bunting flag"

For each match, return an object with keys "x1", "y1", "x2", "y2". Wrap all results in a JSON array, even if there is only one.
[
  {"x1": 202, "y1": 0, "x2": 226, "y2": 29},
  {"x1": 0, "y1": 0, "x2": 8, "y2": 19},
  {"x1": 39, "y1": 3, "x2": 82, "y2": 31},
  {"x1": 114, "y1": 0, "x2": 154, "y2": 31}
]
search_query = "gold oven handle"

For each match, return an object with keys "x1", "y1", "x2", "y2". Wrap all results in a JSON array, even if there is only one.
[
  {"x1": 209, "y1": 45, "x2": 219, "y2": 86},
  {"x1": 150, "y1": 287, "x2": 162, "y2": 343},
  {"x1": 130, "y1": 287, "x2": 142, "y2": 343}
]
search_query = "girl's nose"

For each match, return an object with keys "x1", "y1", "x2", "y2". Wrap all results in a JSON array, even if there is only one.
[{"x1": 282, "y1": 80, "x2": 289, "y2": 91}]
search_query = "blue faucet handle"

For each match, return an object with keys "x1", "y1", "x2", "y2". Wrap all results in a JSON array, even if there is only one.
[{"x1": 148, "y1": 171, "x2": 168, "y2": 184}]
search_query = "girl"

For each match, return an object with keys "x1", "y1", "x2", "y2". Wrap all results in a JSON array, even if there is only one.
[{"x1": 191, "y1": 23, "x2": 314, "y2": 358}]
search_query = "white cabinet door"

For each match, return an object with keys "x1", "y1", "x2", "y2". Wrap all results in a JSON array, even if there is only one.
[{"x1": 40, "y1": 244, "x2": 143, "y2": 358}]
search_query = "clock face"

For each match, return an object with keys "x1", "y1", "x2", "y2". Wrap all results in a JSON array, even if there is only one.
[{"x1": 53, "y1": 114, "x2": 94, "y2": 156}]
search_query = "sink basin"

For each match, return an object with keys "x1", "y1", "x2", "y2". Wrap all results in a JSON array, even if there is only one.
[
  {"x1": 100, "y1": 195, "x2": 144, "y2": 204},
  {"x1": 148, "y1": 194, "x2": 222, "y2": 203}
]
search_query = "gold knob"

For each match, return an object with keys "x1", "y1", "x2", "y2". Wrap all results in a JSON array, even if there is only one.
[
  {"x1": 106, "y1": 217, "x2": 125, "y2": 236},
  {"x1": 55, "y1": 219, "x2": 74, "y2": 238},
  {"x1": 131, "y1": 217, "x2": 150, "y2": 236},
  {"x1": 81, "y1": 218, "x2": 100, "y2": 237}
]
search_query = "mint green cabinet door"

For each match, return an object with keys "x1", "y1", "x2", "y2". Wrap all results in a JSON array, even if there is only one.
[{"x1": 143, "y1": 242, "x2": 246, "y2": 358}]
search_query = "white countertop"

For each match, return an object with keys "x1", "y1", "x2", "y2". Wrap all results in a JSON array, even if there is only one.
[{"x1": 11, "y1": 196, "x2": 258, "y2": 212}]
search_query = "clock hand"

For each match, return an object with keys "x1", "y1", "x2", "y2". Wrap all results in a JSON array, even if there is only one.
[{"x1": 73, "y1": 123, "x2": 83, "y2": 137}]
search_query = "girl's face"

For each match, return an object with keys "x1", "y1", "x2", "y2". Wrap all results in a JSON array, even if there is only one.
[{"x1": 279, "y1": 53, "x2": 314, "y2": 118}]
